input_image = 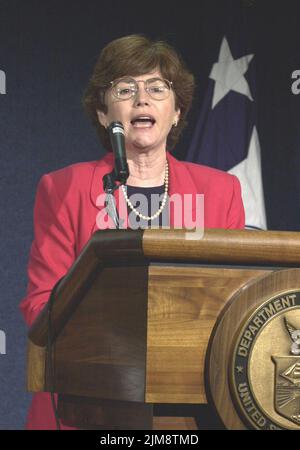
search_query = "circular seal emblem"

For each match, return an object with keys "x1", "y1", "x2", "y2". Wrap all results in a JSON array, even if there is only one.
[{"x1": 230, "y1": 290, "x2": 300, "y2": 430}]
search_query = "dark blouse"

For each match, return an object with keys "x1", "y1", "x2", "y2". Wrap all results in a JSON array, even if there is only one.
[{"x1": 125, "y1": 184, "x2": 170, "y2": 229}]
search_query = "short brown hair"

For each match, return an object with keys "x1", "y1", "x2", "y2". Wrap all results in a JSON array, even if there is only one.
[{"x1": 82, "y1": 34, "x2": 195, "y2": 151}]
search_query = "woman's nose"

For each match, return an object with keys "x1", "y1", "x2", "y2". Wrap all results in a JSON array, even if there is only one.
[{"x1": 133, "y1": 82, "x2": 150, "y2": 105}]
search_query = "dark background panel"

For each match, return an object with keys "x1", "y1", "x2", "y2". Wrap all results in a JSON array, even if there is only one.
[{"x1": 0, "y1": 0, "x2": 299, "y2": 429}]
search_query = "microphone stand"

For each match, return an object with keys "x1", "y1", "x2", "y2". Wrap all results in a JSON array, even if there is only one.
[{"x1": 102, "y1": 170, "x2": 123, "y2": 229}]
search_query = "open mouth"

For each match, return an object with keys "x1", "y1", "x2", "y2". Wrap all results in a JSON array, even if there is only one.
[{"x1": 130, "y1": 115, "x2": 156, "y2": 128}]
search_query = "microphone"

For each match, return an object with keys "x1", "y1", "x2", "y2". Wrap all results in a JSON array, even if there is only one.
[{"x1": 108, "y1": 121, "x2": 129, "y2": 184}]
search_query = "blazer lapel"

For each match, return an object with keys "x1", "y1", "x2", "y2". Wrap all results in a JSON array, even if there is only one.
[{"x1": 167, "y1": 153, "x2": 200, "y2": 228}]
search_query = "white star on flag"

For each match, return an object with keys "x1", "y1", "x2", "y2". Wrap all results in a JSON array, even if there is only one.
[{"x1": 209, "y1": 37, "x2": 254, "y2": 109}]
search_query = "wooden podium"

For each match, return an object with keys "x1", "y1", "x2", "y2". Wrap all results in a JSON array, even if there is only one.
[{"x1": 27, "y1": 229, "x2": 300, "y2": 430}]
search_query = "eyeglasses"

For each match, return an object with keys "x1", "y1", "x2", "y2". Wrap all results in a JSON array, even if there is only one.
[{"x1": 110, "y1": 77, "x2": 173, "y2": 101}]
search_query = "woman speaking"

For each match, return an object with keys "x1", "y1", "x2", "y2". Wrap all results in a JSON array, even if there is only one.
[{"x1": 20, "y1": 34, "x2": 245, "y2": 429}]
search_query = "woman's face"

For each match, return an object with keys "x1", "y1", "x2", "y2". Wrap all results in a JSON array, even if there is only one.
[{"x1": 97, "y1": 69, "x2": 180, "y2": 154}]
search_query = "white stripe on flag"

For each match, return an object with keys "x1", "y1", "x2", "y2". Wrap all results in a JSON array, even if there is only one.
[{"x1": 228, "y1": 126, "x2": 267, "y2": 230}]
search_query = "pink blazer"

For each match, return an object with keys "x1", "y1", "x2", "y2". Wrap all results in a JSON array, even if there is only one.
[{"x1": 20, "y1": 151, "x2": 245, "y2": 429}]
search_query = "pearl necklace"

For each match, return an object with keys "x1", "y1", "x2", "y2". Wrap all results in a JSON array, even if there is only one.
[{"x1": 121, "y1": 161, "x2": 169, "y2": 221}]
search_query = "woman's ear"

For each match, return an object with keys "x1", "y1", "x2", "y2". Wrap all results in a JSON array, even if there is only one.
[{"x1": 96, "y1": 110, "x2": 108, "y2": 129}]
